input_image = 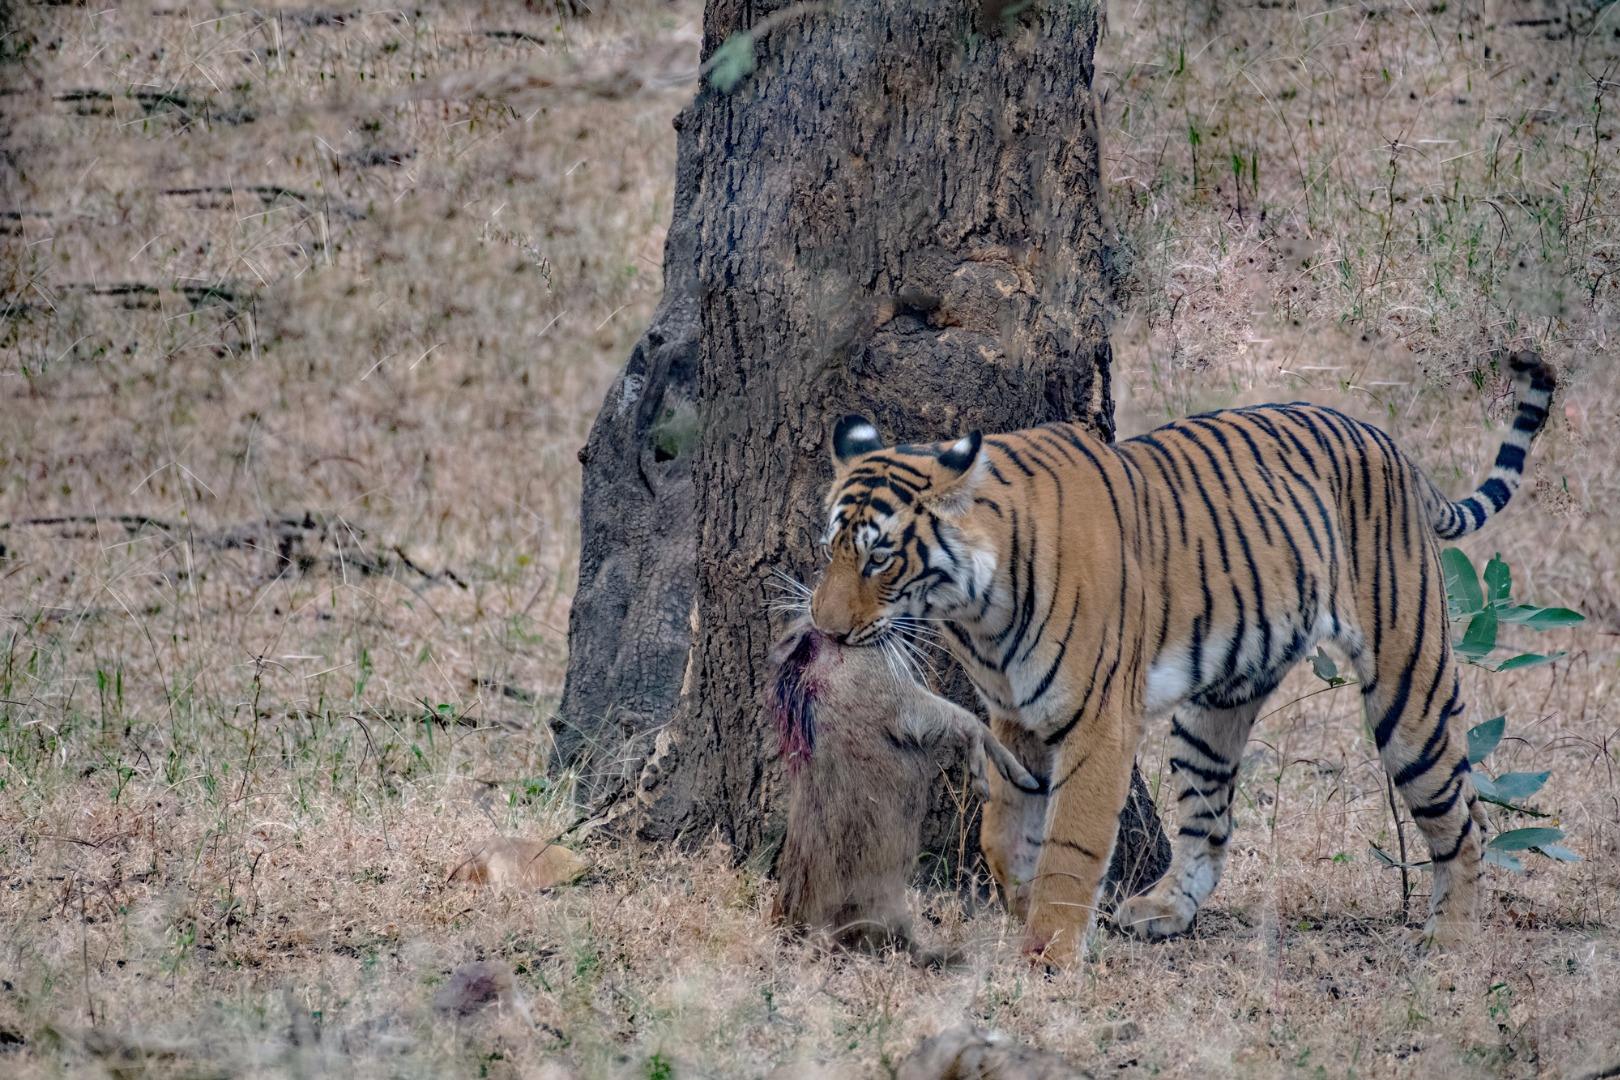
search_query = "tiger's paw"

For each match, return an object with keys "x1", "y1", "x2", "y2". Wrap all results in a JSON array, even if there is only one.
[
  {"x1": 1021, "y1": 908, "x2": 1088, "y2": 970},
  {"x1": 1114, "y1": 892, "x2": 1195, "y2": 940},
  {"x1": 1020, "y1": 927, "x2": 1075, "y2": 972}
]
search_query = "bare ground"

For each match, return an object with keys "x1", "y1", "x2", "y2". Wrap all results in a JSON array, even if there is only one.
[{"x1": 1, "y1": 1, "x2": 1617, "y2": 1077}]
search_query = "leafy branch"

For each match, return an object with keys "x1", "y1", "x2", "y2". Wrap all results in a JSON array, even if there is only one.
[
  {"x1": 1321, "y1": 547, "x2": 1585, "y2": 880},
  {"x1": 1443, "y1": 547, "x2": 1584, "y2": 871}
]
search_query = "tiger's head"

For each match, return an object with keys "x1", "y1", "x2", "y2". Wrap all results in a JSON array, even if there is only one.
[{"x1": 809, "y1": 415, "x2": 993, "y2": 645}]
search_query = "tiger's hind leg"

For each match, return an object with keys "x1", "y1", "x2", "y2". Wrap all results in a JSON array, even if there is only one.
[
  {"x1": 1357, "y1": 645, "x2": 1483, "y2": 946},
  {"x1": 1115, "y1": 699, "x2": 1261, "y2": 939}
]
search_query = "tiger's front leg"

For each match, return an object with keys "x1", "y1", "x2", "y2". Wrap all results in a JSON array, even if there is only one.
[
  {"x1": 979, "y1": 716, "x2": 1052, "y2": 922},
  {"x1": 1021, "y1": 712, "x2": 1135, "y2": 966}
]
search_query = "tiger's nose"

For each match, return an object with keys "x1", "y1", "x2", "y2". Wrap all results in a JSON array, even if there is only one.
[{"x1": 809, "y1": 594, "x2": 854, "y2": 642}]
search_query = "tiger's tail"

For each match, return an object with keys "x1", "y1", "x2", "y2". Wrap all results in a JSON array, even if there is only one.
[{"x1": 1427, "y1": 351, "x2": 1557, "y2": 540}]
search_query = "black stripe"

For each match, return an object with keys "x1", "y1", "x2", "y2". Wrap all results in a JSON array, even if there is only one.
[
  {"x1": 1245, "y1": 407, "x2": 1322, "y2": 479},
  {"x1": 987, "y1": 438, "x2": 1037, "y2": 478},
  {"x1": 856, "y1": 455, "x2": 930, "y2": 482},
  {"x1": 1123, "y1": 435, "x2": 1192, "y2": 549},
  {"x1": 1051, "y1": 838, "x2": 1101, "y2": 858},
  {"x1": 1391, "y1": 665, "x2": 1452, "y2": 787},
  {"x1": 1187, "y1": 418, "x2": 1275, "y2": 546},
  {"x1": 1170, "y1": 717, "x2": 1230, "y2": 765},
  {"x1": 1410, "y1": 759, "x2": 1469, "y2": 818},
  {"x1": 1169, "y1": 757, "x2": 1237, "y2": 784},
  {"x1": 1430, "y1": 814, "x2": 1473, "y2": 863},
  {"x1": 1050, "y1": 749, "x2": 1092, "y2": 791},
  {"x1": 988, "y1": 510, "x2": 1023, "y2": 646},
  {"x1": 1373, "y1": 524, "x2": 1431, "y2": 750},
  {"x1": 1190, "y1": 539, "x2": 1211, "y2": 688},
  {"x1": 1480, "y1": 477, "x2": 1511, "y2": 511}
]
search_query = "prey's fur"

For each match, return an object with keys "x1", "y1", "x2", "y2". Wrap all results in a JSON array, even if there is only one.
[{"x1": 767, "y1": 619, "x2": 1040, "y2": 964}]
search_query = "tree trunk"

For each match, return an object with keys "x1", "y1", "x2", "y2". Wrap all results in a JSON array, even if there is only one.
[
  {"x1": 554, "y1": 104, "x2": 701, "y2": 785},
  {"x1": 561, "y1": 0, "x2": 1169, "y2": 903}
]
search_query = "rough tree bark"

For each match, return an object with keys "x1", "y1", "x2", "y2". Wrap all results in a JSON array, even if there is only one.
[
  {"x1": 560, "y1": 0, "x2": 1168, "y2": 902},
  {"x1": 554, "y1": 106, "x2": 701, "y2": 779}
]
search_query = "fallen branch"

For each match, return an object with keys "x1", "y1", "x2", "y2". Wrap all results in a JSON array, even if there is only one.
[
  {"x1": 0, "y1": 513, "x2": 173, "y2": 533},
  {"x1": 1574, "y1": 1064, "x2": 1620, "y2": 1080},
  {"x1": 392, "y1": 544, "x2": 468, "y2": 590},
  {"x1": 160, "y1": 185, "x2": 366, "y2": 220},
  {"x1": 48, "y1": 281, "x2": 252, "y2": 312},
  {"x1": 474, "y1": 678, "x2": 538, "y2": 704},
  {"x1": 0, "y1": 513, "x2": 469, "y2": 590},
  {"x1": 482, "y1": 29, "x2": 547, "y2": 46}
]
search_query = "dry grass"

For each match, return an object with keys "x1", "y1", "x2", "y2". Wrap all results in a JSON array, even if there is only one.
[{"x1": 1, "y1": 1, "x2": 1617, "y2": 1077}]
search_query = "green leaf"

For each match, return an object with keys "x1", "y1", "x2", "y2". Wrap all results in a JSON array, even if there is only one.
[
  {"x1": 1457, "y1": 608, "x2": 1499, "y2": 662},
  {"x1": 1488, "y1": 827, "x2": 1565, "y2": 852},
  {"x1": 1497, "y1": 606, "x2": 1585, "y2": 630},
  {"x1": 1466, "y1": 716, "x2": 1505, "y2": 765},
  {"x1": 1482, "y1": 848, "x2": 1524, "y2": 872},
  {"x1": 706, "y1": 32, "x2": 756, "y2": 93},
  {"x1": 1535, "y1": 843, "x2": 1581, "y2": 862},
  {"x1": 1442, "y1": 548, "x2": 1483, "y2": 617},
  {"x1": 1493, "y1": 651, "x2": 1566, "y2": 673},
  {"x1": 1310, "y1": 650, "x2": 1340, "y2": 685},
  {"x1": 1472, "y1": 771, "x2": 1548, "y2": 804},
  {"x1": 1483, "y1": 554, "x2": 1512, "y2": 606}
]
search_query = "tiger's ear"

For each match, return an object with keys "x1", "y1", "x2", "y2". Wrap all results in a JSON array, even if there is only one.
[
  {"x1": 932, "y1": 431, "x2": 983, "y2": 515},
  {"x1": 832, "y1": 414, "x2": 884, "y2": 466},
  {"x1": 938, "y1": 431, "x2": 982, "y2": 477}
]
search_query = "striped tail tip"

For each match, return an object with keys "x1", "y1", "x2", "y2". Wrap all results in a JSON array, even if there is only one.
[{"x1": 1431, "y1": 351, "x2": 1556, "y2": 540}]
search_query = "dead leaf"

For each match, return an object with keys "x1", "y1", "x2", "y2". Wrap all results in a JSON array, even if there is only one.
[{"x1": 447, "y1": 838, "x2": 587, "y2": 891}]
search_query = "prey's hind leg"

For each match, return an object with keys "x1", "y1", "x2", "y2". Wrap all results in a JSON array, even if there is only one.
[
  {"x1": 979, "y1": 716, "x2": 1052, "y2": 921},
  {"x1": 1116, "y1": 699, "x2": 1261, "y2": 939},
  {"x1": 900, "y1": 696, "x2": 1041, "y2": 795}
]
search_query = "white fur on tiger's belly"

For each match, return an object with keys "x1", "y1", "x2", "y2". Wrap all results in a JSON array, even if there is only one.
[{"x1": 1144, "y1": 651, "x2": 1195, "y2": 717}]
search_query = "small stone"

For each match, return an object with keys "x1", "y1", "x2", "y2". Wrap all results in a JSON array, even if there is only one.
[
  {"x1": 432, "y1": 960, "x2": 515, "y2": 1020},
  {"x1": 897, "y1": 1026, "x2": 1092, "y2": 1079},
  {"x1": 1094, "y1": 1019, "x2": 1140, "y2": 1046}
]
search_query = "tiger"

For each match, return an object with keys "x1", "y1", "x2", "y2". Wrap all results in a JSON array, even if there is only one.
[{"x1": 807, "y1": 351, "x2": 1556, "y2": 964}]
